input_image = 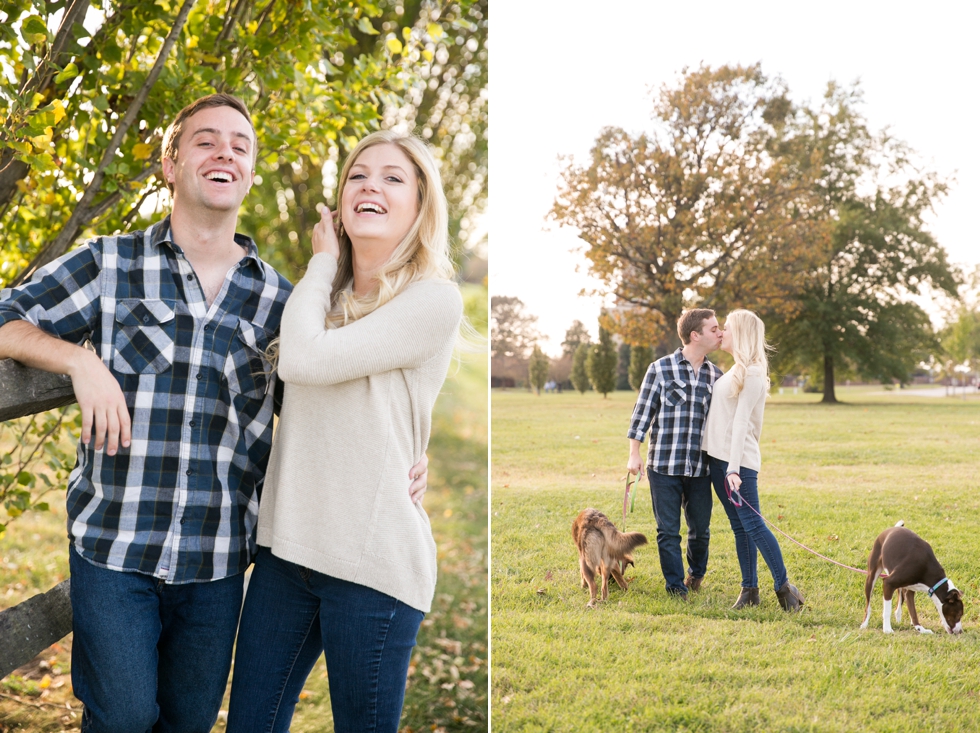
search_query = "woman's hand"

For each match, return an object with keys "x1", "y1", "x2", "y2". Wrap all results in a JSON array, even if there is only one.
[
  {"x1": 726, "y1": 472, "x2": 742, "y2": 493},
  {"x1": 409, "y1": 454, "x2": 429, "y2": 504},
  {"x1": 312, "y1": 203, "x2": 341, "y2": 260}
]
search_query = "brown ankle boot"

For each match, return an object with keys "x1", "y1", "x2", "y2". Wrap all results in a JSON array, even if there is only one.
[
  {"x1": 775, "y1": 581, "x2": 804, "y2": 611},
  {"x1": 731, "y1": 587, "x2": 760, "y2": 609}
]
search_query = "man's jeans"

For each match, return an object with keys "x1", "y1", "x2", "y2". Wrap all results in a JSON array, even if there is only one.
[
  {"x1": 647, "y1": 469, "x2": 713, "y2": 595},
  {"x1": 709, "y1": 457, "x2": 788, "y2": 591},
  {"x1": 68, "y1": 546, "x2": 243, "y2": 733},
  {"x1": 227, "y1": 547, "x2": 424, "y2": 733}
]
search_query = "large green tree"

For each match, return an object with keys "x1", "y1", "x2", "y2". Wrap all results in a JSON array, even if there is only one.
[
  {"x1": 528, "y1": 345, "x2": 548, "y2": 395},
  {"x1": 765, "y1": 84, "x2": 957, "y2": 402}
]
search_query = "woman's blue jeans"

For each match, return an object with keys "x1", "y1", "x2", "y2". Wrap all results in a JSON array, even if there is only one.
[
  {"x1": 68, "y1": 546, "x2": 243, "y2": 733},
  {"x1": 708, "y1": 457, "x2": 788, "y2": 591},
  {"x1": 227, "y1": 547, "x2": 424, "y2": 733}
]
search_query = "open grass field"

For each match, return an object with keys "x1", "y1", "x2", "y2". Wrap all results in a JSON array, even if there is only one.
[
  {"x1": 0, "y1": 287, "x2": 488, "y2": 732},
  {"x1": 491, "y1": 387, "x2": 980, "y2": 733}
]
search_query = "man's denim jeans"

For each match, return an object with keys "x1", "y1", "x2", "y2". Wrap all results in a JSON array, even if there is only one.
[
  {"x1": 68, "y1": 546, "x2": 243, "y2": 733},
  {"x1": 227, "y1": 547, "x2": 424, "y2": 733},
  {"x1": 647, "y1": 469, "x2": 713, "y2": 595},
  {"x1": 709, "y1": 457, "x2": 788, "y2": 591}
]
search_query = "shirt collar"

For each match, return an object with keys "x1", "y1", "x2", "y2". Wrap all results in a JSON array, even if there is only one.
[{"x1": 146, "y1": 215, "x2": 262, "y2": 268}]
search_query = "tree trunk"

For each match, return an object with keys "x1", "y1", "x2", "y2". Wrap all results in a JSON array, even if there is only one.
[{"x1": 822, "y1": 352, "x2": 837, "y2": 403}]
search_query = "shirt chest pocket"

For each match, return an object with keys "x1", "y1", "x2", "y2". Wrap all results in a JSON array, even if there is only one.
[
  {"x1": 113, "y1": 299, "x2": 176, "y2": 374},
  {"x1": 664, "y1": 380, "x2": 688, "y2": 407},
  {"x1": 223, "y1": 320, "x2": 273, "y2": 399}
]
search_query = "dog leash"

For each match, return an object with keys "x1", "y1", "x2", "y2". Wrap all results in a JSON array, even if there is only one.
[
  {"x1": 726, "y1": 477, "x2": 882, "y2": 577},
  {"x1": 622, "y1": 472, "x2": 640, "y2": 532}
]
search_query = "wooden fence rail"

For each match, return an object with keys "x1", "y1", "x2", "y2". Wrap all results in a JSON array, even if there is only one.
[{"x1": 0, "y1": 358, "x2": 76, "y2": 678}]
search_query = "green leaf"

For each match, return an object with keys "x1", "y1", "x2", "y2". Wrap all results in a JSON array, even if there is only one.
[
  {"x1": 16, "y1": 471, "x2": 33, "y2": 486},
  {"x1": 22, "y1": 15, "x2": 49, "y2": 38},
  {"x1": 55, "y1": 62, "x2": 80, "y2": 84},
  {"x1": 356, "y1": 17, "x2": 379, "y2": 35}
]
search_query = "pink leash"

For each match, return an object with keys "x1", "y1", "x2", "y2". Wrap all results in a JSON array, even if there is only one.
[{"x1": 725, "y1": 477, "x2": 881, "y2": 577}]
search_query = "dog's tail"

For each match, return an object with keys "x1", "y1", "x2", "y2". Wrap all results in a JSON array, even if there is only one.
[
  {"x1": 604, "y1": 529, "x2": 649, "y2": 556},
  {"x1": 895, "y1": 520, "x2": 904, "y2": 527}
]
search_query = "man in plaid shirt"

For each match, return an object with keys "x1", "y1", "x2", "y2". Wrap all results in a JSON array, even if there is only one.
[
  {"x1": 627, "y1": 309, "x2": 724, "y2": 599},
  {"x1": 0, "y1": 95, "x2": 426, "y2": 731}
]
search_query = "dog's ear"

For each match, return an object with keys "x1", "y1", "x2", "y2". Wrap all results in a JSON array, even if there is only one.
[{"x1": 948, "y1": 589, "x2": 964, "y2": 602}]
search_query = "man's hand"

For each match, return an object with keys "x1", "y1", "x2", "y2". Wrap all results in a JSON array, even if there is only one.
[
  {"x1": 627, "y1": 438, "x2": 643, "y2": 476},
  {"x1": 68, "y1": 349, "x2": 131, "y2": 455},
  {"x1": 409, "y1": 454, "x2": 429, "y2": 503}
]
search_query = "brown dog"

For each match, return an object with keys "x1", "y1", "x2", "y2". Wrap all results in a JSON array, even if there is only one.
[
  {"x1": 572, "y1": 508, "x2": 648, "y2": 608},
  {"x1": 861, "y1": 521, "x2": 964, "y2": 634}
]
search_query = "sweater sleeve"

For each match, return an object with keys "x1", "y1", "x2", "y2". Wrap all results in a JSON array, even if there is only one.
[
  {"x1": 276, "y1": 253, "x2": 463, "y2": 386},
  {"x1": 725, "y1": 368, "x2": 767, "y2": 476}
]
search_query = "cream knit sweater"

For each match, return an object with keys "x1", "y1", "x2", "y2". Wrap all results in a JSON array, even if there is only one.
[
  {"x1": 702, "y1": 364, "x2": 768, "y2": 474},
  {"x1": 256, "y1": 253, "x2": 463, "y2": 613}
]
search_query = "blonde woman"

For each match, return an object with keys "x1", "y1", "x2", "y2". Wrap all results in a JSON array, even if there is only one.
[
  {"x1": 703, "y1": 310, "x2": 805, "y2": 611},
  {"x1": 227, "y1": 131, "x2": 463, "y2": 732}
]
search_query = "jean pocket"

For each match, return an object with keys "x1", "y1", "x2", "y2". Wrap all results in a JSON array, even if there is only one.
[
  {"x1": 112, "y1": 299, "x2": 176, "y2": 374},
  {"x1": 223, "y1": 320, "x2": 273, "y2": 399}
]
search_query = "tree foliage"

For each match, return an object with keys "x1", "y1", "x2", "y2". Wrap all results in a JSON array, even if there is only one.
[
  {"x1": 571, "y1": 342, "x2": 590, "y2": 394},
  {"x1": 628, "y1": 344, "x2": 653, "y2": 391},
  {"x1": 561, "y1": 319, "x2": 590, "y2": 359},
  {"x1": 527, "y1": 345, "x2": 548, "y2": 395},
  {"x1": 490, "y1": 295, "x2": 538, "y2": 359},
  {"x1": 551, "y1": 64, "x2": 812, "y2": 350},
  {"x1": 764, "y1": 84, "x2": 957, "y2": 402},
  {"x1": 553, "y1": 64, "x2": 957, "y2": 401},
  {"x1": 586, "y1": 324, "x2": 617, "y2": 397}
]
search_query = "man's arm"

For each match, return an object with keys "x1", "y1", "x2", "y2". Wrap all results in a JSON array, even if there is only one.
[
  {"x1": 0, "y1": 321, "x2": 131, "y2": 455},
  {"x1": 626, "y1": 362, "x2": 661, "y2": 476}
]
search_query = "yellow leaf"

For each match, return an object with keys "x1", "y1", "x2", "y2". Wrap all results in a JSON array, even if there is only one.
[
  {"x1": 298, "y1": 690, "x2": 311, "y2": 700},
  {"x1": 39, "y1": 674, "x2": 51, "y2": 689},
  {"x1": 385, "y1": 37, "x2": 403, "y2": 55},
  {"x1": 31, "y1": 92, "x2": 45, "y2": 110},
  {"x1": 201, "y1": 54, "x2": 221, "y2": 64},
  {"x1": 422, "y1": 49, "x2": 433, "y2": 62},
  {"x1": 8, "y1": 140, "x2": 32, "y2": 154},
  {"x1": 426, "y1": 23, "x2": 443, "y2": 40},
  {"x1": 247, "y1": 21, "x2": 258, "y2": 35},
  {"x1": 401, "y1": 26, "x2": 412, "y2": 41},
  {"x1": 52, "y1": 99, "x2": 66, "y2": 124},
  {"x1": 132, "y1": 142, "x2": 154, "y2": 160},
  {"x1": 186, "y1": 35, "x2": 199, "y2": 49}
]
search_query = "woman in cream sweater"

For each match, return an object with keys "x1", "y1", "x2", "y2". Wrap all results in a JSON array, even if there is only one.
[
  {"x1": 702, "y1": 310, "x2": 804, "y2": 612},
  {"x1": 226, "y1": 131, "x2": 463, "y2": 733}
]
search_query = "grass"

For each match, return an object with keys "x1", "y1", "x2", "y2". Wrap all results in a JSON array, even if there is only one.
[
  {"x1": 491, "y1": 387, "x2": 980, "y2": 733},
  {"x1": 0, "y1": 335, "x2": 488, "y2": 731}
]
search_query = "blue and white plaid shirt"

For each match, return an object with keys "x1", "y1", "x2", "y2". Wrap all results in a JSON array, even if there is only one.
[
  {"x1": 627, "y1": 349, "x2": 723, "y2": 477},
  {"x1": 0, "y1": 217, "x2": 292, "y2": 583}
]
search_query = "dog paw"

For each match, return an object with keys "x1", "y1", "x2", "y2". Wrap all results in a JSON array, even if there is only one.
[
  {"x1": 586, "y1": 600, "x2": 597, "y2": 609},
  {"x1": 914, "y1": 625, "x2": 933, "y2": 634},
  {"x1": 883, "y1": 627, "x2": 894, "y2": 634},
  {"x1": 859, "y1": 622, "x2": 868, "y2": 630}
]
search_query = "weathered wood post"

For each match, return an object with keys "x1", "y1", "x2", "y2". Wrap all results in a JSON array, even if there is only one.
[{"x1": 0, "y1": 358, "x2": 76, "y2": 678}]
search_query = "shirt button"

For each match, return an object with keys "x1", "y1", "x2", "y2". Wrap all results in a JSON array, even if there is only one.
[
  {"x1": 189, "y1": 420, "x2": 196, "y2": 428},
  {"x1": 186, "y1": 274, "x2": 194, "y2": 281},
  {"x1": 142, "y1": 315, "x2": 150, "y2": 323},
  {"x1": 196, "y1": 373, "x2": 203, "y2": 380},
  {"x1": 203, "y1": 324, "x2": 210, "y2": 331},
  {"x1": 180, "y1": 517, "x2": 186, "y2": 524},
  {"x1": 186, "y1": 469, "x2": 193, "y2": 476}
]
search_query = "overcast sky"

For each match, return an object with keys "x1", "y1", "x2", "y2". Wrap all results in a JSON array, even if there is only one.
[{"x1": 491, "y1": 0, "x2": 980, "y2": 355}]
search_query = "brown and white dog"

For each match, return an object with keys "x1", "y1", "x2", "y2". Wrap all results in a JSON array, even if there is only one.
[
  {"x1": 572, "y1": 508, "x2": 648, "y2": 608},
  {"x1": 861, "y1": 521, "x2": 964, "y2": 635}
]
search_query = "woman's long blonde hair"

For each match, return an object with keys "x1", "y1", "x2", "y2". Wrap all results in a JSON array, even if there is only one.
[
  {"x1": 725, "y1": 309, "x2": 772, "y2": 398},
  {"x1": 328, "y1": 130, "x2": 455, "y2": 326}
]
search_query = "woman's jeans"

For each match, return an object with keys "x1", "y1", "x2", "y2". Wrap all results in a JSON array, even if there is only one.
[
  {"x1": 68, "y1": 546, "x2": 243, "y2": 733},
  {"x1": 227, "y1": 547, "x2": 424, "y2": 733},
  {"x1": 708, "y1": 457, "x2": 788, "y2": 591}
]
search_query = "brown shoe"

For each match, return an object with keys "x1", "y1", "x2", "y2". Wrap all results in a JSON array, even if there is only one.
[
  {"x1": 775, "y1": 581, "x2": 805, "y2": 611},
  {"x1": 684, "y1": 575, "x2": 703, "y2": 593},
  {"x1": 731, "y1": 587, "x2": 760, "y2": 609}
]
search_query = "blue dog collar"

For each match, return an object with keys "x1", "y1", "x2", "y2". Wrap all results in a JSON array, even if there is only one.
[{"x1": 927, "y1": 578, "x2": 948, "y2": 597}]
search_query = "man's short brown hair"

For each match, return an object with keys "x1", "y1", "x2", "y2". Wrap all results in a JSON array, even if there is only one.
[
  {"x1": 161, "y1": 93, "x2": 256, "y2": 193},
  {"x1": 677, "y1": 308, "x2": 716, "y2": 345}
]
